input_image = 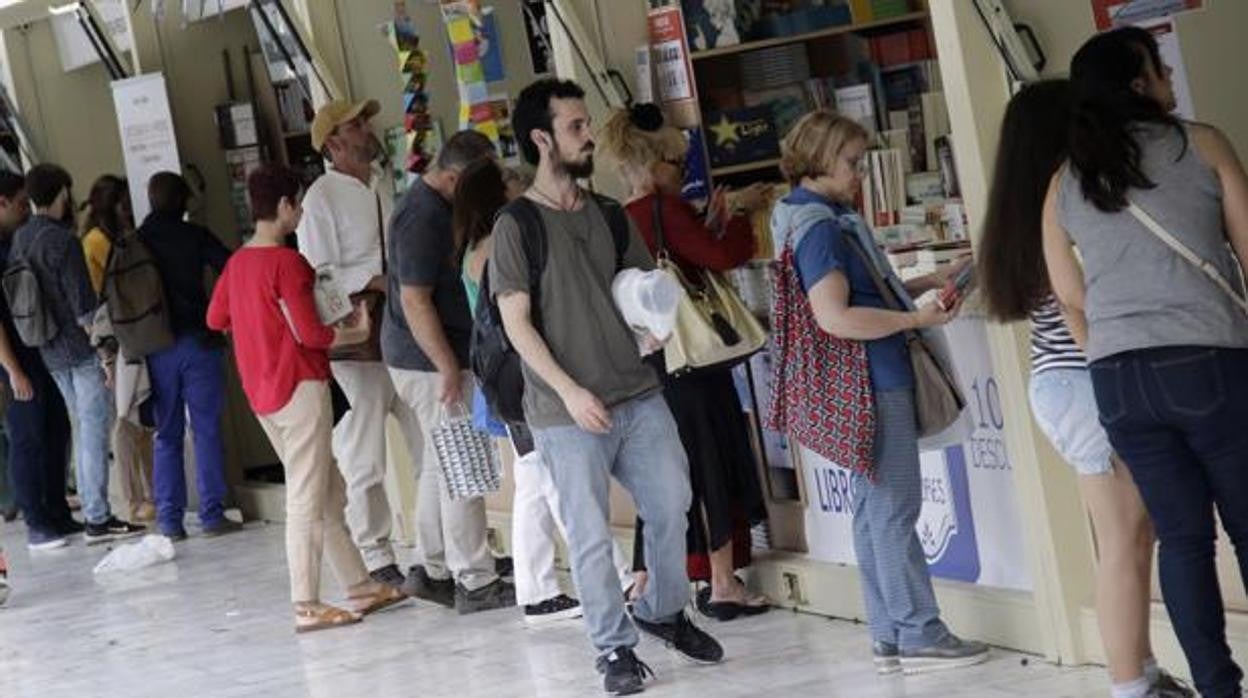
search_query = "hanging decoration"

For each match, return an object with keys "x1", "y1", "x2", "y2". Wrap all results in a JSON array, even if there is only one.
[
  {"x1": 392, "y1": 1, "x2": 435, "y2": 175},
  {"x1": 441, "y1": 1, "x2": 504, "y2": 150}
]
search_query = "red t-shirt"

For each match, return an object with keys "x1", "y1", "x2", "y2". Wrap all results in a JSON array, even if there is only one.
[
  {"x1": 625, "y1": 193, "x2": 756, "y2": 275},
  {"x1": 206, "y1": 246, "x2": 335, "y2": 415}
]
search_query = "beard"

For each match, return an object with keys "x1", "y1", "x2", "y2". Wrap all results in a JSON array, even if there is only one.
[{"x1": 553, "y1": 145, "x2": 594, "y2": 179}]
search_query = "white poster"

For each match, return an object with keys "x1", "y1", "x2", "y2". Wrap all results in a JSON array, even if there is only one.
[
  {"x1": 1137, "y1": 19, "x2": 1195, "y2": 120},
  {"x1": 51, "y1": 0, "x2": 133, "y2": 73},
  {"x1": 112, "y1": 74, "x2": 182, "y2": 224},
  {"x1": 801, "y1": 316, "x2": 1033, "y2": 592}
]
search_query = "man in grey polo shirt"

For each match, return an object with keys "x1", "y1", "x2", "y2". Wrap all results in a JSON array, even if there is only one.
[{"x1": 491, "y1": 79, "x2": 722, "y2": 696}]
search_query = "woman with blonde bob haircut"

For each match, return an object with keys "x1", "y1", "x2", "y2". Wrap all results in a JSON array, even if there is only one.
[
  {"x1": 767, "y1": 109, "x2": 987, "y2": 673},
  {"x1": 600, "y1": 102, "x2": 773, "y2": 621}
]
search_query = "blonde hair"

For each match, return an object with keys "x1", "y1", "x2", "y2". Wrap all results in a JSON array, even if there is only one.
[
  {"x1": 599, "y1": 107, "x2": 688, "y2": 177},
  {"x1": 779, "y1": 110, "x2": 870, "y2": 186}
]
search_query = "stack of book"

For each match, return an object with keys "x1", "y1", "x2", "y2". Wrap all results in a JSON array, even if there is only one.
[{"x1": 862, "y1": 147, "x2": 906, "y2": 227}]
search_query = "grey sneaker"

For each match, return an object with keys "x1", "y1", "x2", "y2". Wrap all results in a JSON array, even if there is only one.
[
  {"x1": 369, "y1": 564, "x2": 408, "y2": 592},
  {"x1": 1151, "y1": 670, "x2": 1195, "y2": 697},
  {"x1": 454, "y1": 578, "x2": 516, "y2": 615},
  {"x1": 899, "y1": 634, "x2": 989, "y2": 674},
  {"x1": 873, "y1": 641, "x2": 901, "y2": 675}
]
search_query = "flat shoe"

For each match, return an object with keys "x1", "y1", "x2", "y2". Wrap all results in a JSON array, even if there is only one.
[
  {"x1": 349, "y1": 583, "x2": 408, "y2": 616},
  {"x1": 294, "y1": 604, "x2": 361, "y2": 634}
]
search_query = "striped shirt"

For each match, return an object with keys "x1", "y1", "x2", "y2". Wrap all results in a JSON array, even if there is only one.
[{"x1": 1030, "y1": 296, "x2": 1086, "y2": 375}]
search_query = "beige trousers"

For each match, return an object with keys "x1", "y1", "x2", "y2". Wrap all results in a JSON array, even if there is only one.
[
  {"x1": 388, "y1": 369, "x2": 496, "y2": 591},
  {"x1": 111, "y1": 418, "x2": 153, "y2": 513},
  {"x1": 256, "y1": 380, "x2": 369, "y2": 603}
]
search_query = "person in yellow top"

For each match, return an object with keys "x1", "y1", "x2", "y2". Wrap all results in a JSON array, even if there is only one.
[{"x1": 81, "y1": 175, "x2": 155, "y2": 523}]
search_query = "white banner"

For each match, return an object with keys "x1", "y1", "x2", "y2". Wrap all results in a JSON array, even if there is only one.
[
  {"x1": 801, "y1": 316, "x2": 1033, "y2": 591},
  {"x1": 112, "y1": 74, "x2": 182, "y2": 224}
]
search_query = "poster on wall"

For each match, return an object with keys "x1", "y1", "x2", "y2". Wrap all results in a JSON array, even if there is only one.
[
  {"x1": 647, "y1": 4, "x2": 700, "y2": 127},
  {"x1": 521, "y1": 0, "x2": 552, "y2": 75},
  {"x1": 112, "y1": 74, "x2": 182, "y2": 224},
  {"x1": 1090, "y1": 0, "x2": 1202, "y2": 30},
  {"x1": 800, "y1": 315, "x2": 1033, "y2": 592}
]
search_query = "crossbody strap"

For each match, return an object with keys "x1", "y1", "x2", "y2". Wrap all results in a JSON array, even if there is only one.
[
  {"x1": 843, "y1": 233, "x2": 918, "y2": 342},
  {"x1": 1127, "y1": 200, "x2": 1248, "y2": 316},
  {"x1": 375, "y1": 191, "x2": 387, "y2": 275}
]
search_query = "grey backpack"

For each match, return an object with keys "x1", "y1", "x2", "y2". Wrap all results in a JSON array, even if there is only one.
[{"x1": 2, "y1": 240, "x2": 59, "y2": 347}]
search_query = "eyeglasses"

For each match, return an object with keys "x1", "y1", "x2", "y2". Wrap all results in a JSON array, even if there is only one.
[{"x1": 844, "y1": 156, "x2": 869, "y2": 177}]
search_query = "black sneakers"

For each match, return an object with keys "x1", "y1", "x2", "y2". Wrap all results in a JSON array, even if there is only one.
[
  {"x1": 595, "y1": 647, "x2": 653, "y2": 696},
  {"x1": 403, "y1": 565, "x2": 455, "y2": 608},
  {"x1": 84, "y1": 517, "x2": 145, "y2": 545},
  {"x1": 201, "y1": 518, "x2": 244, "y2": 538},
  {"x1": 454, "y1": 578, "x2": 516, "y2": 615},
  {"x1": 524, "y1": 594, "x2": 582, "y2": 625},
  {"x1": 369, "y1": 564, "x2": 408, "y2": 592},
  {"x1": 633, "y1": 611, "x2": 724, "y2": 665}
]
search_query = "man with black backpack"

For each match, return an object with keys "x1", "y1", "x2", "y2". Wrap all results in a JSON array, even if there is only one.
[
  {"x1": 489, "y1": 79, "x2": 721, "y2": 696},
  {"x1": 6, "y1": 164, "x2": 142, "y2": 544},
  {"x1": 135, "y1": 172, "x2": 234, "y2": 541}
]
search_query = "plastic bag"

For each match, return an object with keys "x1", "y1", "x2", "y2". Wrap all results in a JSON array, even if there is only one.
[{"x1": 93, "y1": 535, "x2": 176, "y2": 575}]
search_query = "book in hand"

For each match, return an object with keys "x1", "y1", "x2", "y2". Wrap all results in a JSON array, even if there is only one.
[
  {"x1": 937, "y1": 260, "x2": 975, "y2": 311},
  {"x1": 313, "y1": 265, "x2": 354, "y2": 325}
]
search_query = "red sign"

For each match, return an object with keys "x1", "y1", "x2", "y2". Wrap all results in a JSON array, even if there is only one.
[
  {"x1": 1090, "y1": 0, "x2": 1202, "y2": 31},
  {"x1": 647, "y1": 6, "x2": 695, "y2": 106}
]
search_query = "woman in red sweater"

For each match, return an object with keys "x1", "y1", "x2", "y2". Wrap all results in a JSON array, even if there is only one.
[
  {"x1": 207, "y1": 164, "x2": 405, "y2": 633},
  {"x1": 601, "y1": 104, "x2": 773, "y2": 620}
]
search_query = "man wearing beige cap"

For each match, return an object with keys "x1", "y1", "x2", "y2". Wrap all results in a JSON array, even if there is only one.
[{"x1": 297, "y1": 99, "x2": 421, "y2": 591}]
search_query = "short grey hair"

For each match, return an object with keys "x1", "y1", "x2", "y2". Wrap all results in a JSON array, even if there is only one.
[{"x1": 436, "y1": 130, "x2": 497, "y2": 172}]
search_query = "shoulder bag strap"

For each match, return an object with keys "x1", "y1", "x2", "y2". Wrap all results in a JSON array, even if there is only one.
[
  {"x1": 650, "y1": 195, "x2": 668, "y2": 258},
  {"x1": 375, "y1": 191, "x2": 387, "y2": 275},
  {"x1": 1127, "y1": 200, "x2": 1248, "y2": 316},
  {"x1": 843, "y1": 233, "x2": 913, "y2": 333}
]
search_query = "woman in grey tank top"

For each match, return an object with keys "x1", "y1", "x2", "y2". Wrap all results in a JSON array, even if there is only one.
[
  {"x1": 1044, "y1": 28, "x2": 1248, "y2": 698},
  {"x1": 980, "y1": 80, "x2": 1188, "y2": 698}
]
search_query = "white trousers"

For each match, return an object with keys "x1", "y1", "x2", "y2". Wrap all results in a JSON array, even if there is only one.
[
  {"x1": 330, "y1": 361, "x2": 422, "y2": 571},
  {"x1": 389, "y1": 369, "x2": 496, "y2": 591},
  {"x1": 511, "y1": 448, "x2": 634, "y2": 606}
]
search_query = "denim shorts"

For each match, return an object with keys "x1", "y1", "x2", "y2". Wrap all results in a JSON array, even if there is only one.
[{"x1": 1029, "y1": 367, "x2": 1114, "y2": 476}]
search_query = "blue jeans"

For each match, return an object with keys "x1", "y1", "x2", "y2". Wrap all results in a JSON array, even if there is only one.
[
  {"x1": 148, "y1": 336, "x2": 227, "y2": 533},
  {"x1": 533, "y1": 392, "x2": 692, "y2": 655},
  {"x1": 0, "y1": 422, "x2": 12, "y2": 512},
  {"x1": 852, "y1": 389, "x2": 949, "y2": 650},
  {"x1": 1091, "y1": 346, "x2": 1248, "y2": 698},
  {"x1": 50, "y1": 359, "x2": 113, "y2": 525},
  {"x1": 5, "y1": 366, "x2": 71, "y2": 534}
]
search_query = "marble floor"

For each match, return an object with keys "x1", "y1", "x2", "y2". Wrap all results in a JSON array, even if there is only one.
[{"x1": 0, "y1": 520, "x2": 1111, "y2": 698}]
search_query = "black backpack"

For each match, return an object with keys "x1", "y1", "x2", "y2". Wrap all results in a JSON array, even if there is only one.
[{"x1": 470, "y1": 194, "x2": 631, "y2": 423}]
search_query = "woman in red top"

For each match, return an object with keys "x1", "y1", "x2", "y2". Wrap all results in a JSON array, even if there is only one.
[
  {"x1": 601, "y1": 103, "x2": 773, "y2": 620},
  {"x1": 206, "y1": 164, "x2": 405, "y2": 633}
]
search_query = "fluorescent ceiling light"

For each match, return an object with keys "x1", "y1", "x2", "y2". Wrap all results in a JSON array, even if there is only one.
[{"x1": 48, "y1": 2, "x2": 82, "y2": 15}]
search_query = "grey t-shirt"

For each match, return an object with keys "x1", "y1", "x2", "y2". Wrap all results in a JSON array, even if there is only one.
[
  {"x1": 489, "y1": 194, "x2": 660, "y2": 428},
  {"x1": 11, "y1": 215, "x2": 97, "y2": 372},
  {"x1": 381, "y1": 179, "x2": 472, "y2": 372}
]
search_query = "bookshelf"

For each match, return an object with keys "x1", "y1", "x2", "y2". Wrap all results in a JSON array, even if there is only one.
[
  {"x1": 690, "y1": 10, "x2": 928, "y2": 61},
  {"x1": 710, "y1": 157, "x2": 781, "y2": 178}
]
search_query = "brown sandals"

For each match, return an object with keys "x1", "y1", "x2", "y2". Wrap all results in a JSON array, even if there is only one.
[
  {"x1": 294, "y1": 603, "x2": 362, "y2": 634},
  {"x1": 348, "y1": 583, "x2": 409, "y2": 617}
]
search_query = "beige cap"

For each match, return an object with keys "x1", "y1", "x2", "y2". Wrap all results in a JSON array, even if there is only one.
[{"x1": 311, "y1": 98, "x2": 381, "y2": 151}]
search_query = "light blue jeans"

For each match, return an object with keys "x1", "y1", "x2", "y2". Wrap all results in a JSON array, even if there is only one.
[
  {"x1": 851, "y1": 388, "x2": 950, "y2": 650},
  {"x1": 533, "y1": 392, "x2": 692, "y2": 655},
  {"x1": 50, "y1": 359, "x2": 114, "y2": 525}
]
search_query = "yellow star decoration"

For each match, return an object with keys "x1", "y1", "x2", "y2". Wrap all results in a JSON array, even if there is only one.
[{"x1": 709, "y1": 115, "x2": 740, "y2": 148}]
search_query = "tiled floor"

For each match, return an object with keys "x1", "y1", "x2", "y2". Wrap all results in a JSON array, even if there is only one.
[{"x1": 0, "y1": 521, "x2": 1109, "y2": 697}]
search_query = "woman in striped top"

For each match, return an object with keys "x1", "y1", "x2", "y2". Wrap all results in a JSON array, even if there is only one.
[{"x1": 978, "y1": 81, "x2": 1189, "y2": 698}]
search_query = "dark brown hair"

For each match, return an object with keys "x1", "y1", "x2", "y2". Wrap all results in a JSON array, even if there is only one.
[
  {"x1": 978, "y1": 80, "x2": 1072, "y2": 321},
  {"x1": 248, "y1": 164, "x2": 302, "y2": 223},
  {"x1": 82, "y1": 175, "x2": 129, "y2": 241},
  {"x1": 453, "y1": 158, "x2": 508, "y2": 265}
]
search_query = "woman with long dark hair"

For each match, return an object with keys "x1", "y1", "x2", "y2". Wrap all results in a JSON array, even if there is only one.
[
  {"x1": 979, "y1": 80, "x2": 1189, "y2": 698},
  {"x1": 1044, "y1": 27, "x2": 1248, "y2": 697}
]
